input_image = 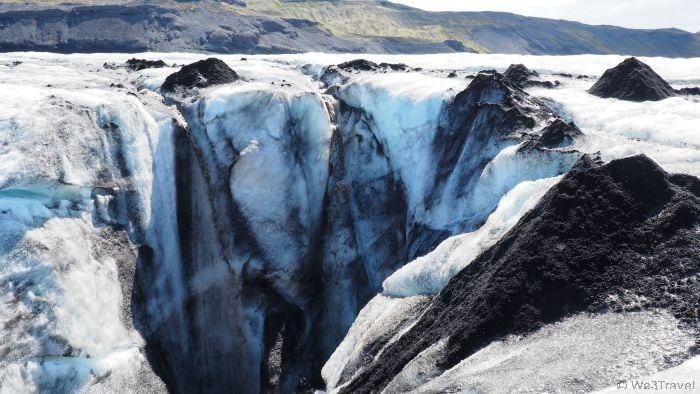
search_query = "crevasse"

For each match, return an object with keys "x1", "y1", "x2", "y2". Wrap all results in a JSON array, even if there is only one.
[{"x1": 8, "y1": 53, "x2": 699, "y2": 393}]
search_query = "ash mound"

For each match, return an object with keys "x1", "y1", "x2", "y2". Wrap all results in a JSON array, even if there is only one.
[
  {"x1": 444, "y1": 71, "x2": 542, "y2": 130},
  {"x1": 320, "y1": 59, "x2": 411, "y2": 87},
  {"x1": 337, "y1": 59, "x2": 409, "y2": 72},
  {"x1": 519, "y1": 119, "x2": 583, "y2": 152},
  {"x1": 677, "y1": 87, "x2": 700, "y2": 96},
  {"x1": 338, "y1": 154, "x2": 700, "y2": 393},
  {"x1": 589, "y1": 57, "x2": 676, "y2": 102},
  {"x1": 161, "y1": 58, "x2": 238, "y2": 93},
  {"x1": 504, "y1": 63, "x2": 537, "y2": 86},
  {"x1": 504, "y1": 63, "x2": 559, "y2": 89},
  {"x1": 125, "y1": 58, "x2": 168, "y2": 71}
]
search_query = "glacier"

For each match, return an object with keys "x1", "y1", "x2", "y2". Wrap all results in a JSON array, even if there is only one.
[
  {"x1": 387, "y1": 311, "x2": 695, "y2": 393},
  {"x1": 0, "y1": 52, "x2": 698, "y2": 393},
  {"x1": 327, "y1": 153, "x2": 700, "y2": 393}
]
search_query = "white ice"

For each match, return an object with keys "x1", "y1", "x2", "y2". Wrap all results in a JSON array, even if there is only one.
[
  {"x1": 310, "y1": 52, "x2": 700, "y2": 390},
  {"x1": 0, "y1": 54, "x2": 185, "y2": 391},
  {"x1": 0, "y1": 217, "x2": 164, "y2": 393},
  {"x1": 409, "y1": 311, "x2": 696, "y2": 393},
  {"x1": 596, "y1": 356, "x2": 700, "y2": 394},
  {"x1": 530, "y1": 80, "x2": 700, "y2": 177},
  {"x1": 195, "y1": 81, "x2": 332, "y2": 301},
  {"x1": 335, "y1": 73, "x2": 467, "y2": 209}
]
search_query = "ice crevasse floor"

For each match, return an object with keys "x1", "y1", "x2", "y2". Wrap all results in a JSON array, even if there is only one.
[{"x1": 0, "y1": 52, "x2": 698, "y2": 392}]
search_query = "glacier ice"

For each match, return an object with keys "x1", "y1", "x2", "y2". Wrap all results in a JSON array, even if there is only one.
[
  {"x1": 0, "y1": 52, "x2": 699, "y2": 393},
  {"x1": 0, "y1": 217, "x2": 165, "y2": 393},
  {"x1": 405, "y1": 312, "x2": 695, "y2": 393},
  {"x1": 335, "y1": 73, "x2": 467, "y2": 209},
  {"x1": 137, "y1": 71, "x2": 337, "y2": 393},
  {"x1": 200, "y1": 82, "x2": 332, "y2": 274},
  {"x1": 382, "y1": 175, "x2": 563, "y2": 297},
  {"x1": 530, "y1": 79, "x2": 700, "y2": 176},
  {"x1": 315, "y1": 53, "x2": 700, "y2": 393},
  {"x1": 325, "y1": 154, "x2": 700, "y2": 393},
  {"x1": 0, "y1": 55, "x2": 183, "y2": 392},
  {"x1": 596, "y1": 356, "x2": 700, "y2": 393},
  {"x1": 321, "y1": 294, "x2": 432, "y2": 390}
]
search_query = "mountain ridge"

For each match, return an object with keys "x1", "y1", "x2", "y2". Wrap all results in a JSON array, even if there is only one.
[{"x1": 1, "y1": 0, "x2": 699, "y2": 56}]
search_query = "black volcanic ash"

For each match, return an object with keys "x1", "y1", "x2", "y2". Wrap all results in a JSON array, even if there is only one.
[
  {"x1": 339, "y1": 154, "x2": 700, "y2": 393},
  {"x1": 125, "y1": 58, "x2": 168, "y2": 71},
  {"x1": 161, "y1": 58, "x2": 239, "y2": 93},
  {"x1": 589, "y1": 57, "x2": 676, "y2": 102}
]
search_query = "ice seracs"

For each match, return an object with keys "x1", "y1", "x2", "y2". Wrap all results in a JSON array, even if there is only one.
[
  {"x1": 1, "y1": 52, "x2": 699, "y2": 393},
  {"x1": 134, "y1": 57, "x2": 583, "y2": 392},
  {"x1": 0, "y1": 57, "x2": 181, "y2": 392}
]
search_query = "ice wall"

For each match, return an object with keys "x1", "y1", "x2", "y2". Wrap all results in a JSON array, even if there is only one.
[
  {"x1": 135, "y1": 78, "x2": 335, "y2": 393},
  {"x1": 0, "y1": 60, "x2": 175, "y2": 392},
  {"x1": 320, "y1": 56, "x2": 700, "y2": 393},
  {"x1": 131, "y1": 57, "x2": 581, "y2": 392}
]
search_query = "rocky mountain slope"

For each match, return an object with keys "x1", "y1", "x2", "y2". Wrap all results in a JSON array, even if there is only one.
[{"x1": 1, "y1": 0, "x2": 699, "y2": 56}]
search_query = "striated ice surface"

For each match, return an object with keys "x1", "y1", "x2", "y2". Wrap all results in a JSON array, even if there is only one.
[
  {"x1": 321, "y1": 294, "x2": 432, "y2": 390},
  {"x1": 596, "y1": 356, "x2": 700, "y2": 394},
  {"x1": 407, "y1": 311, "x2": 696, "y2": 393},
  {"x1": 324, "y1": 309, "x2": 698, "y2": 394},
  {"x1": 325, "y1": 312, "x2": 697, "y2": 393}
]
